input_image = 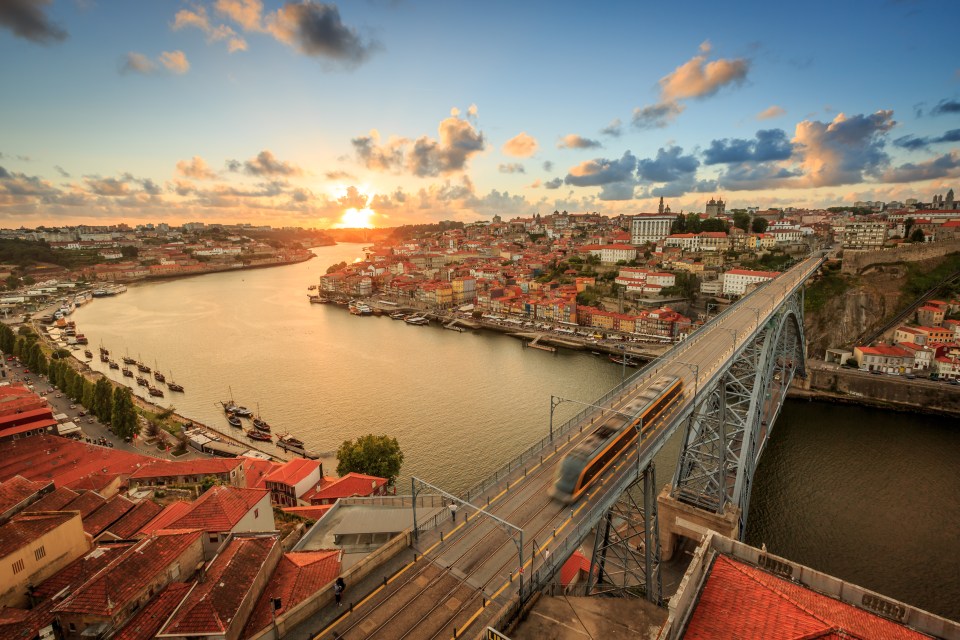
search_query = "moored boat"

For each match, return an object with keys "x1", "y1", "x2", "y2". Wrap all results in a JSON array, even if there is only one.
[
  {"x1": 608, "y1": 354, "x2": 638, "y2": 367},
  {"x1": 252, "y1": 418, "x2": 271, "y2": 433},
  {"x1": 137, "y1": 361, "x2": 151, "y2": 373},
  {"x1": 148, "y1": 386, "x2": 164, "y2": 397},
  {"x1": 167, "y1": 381, "x2": 185, "y2": 392},
  {"x1": 404, "y1": 315, "x2": 429, "y2": 326},
  {"x1": 84, "y1": 350, "x2": 93, "y2": 359},
  {"x1": 109, "y1": 361, "x2": 119, "y2": 370},
  {"x1": 227, "y1": 415, "x2": 242, "y2": 428},
  {"x1": 122, "y1": 355, "x2": 136, "y2": 365},
  {"x1": 246, "y1": 429, "x2": 271, "y2": 442},
  {"x1": 154, "y1": 370, "x2": 165, "y2": 382},
  {"x1": 122, "y1": 368, "x2": 133, "y2": 377},
  {"x1": 278, "y1": 433, "x2": 304, "y2": 447},
  {"x1": 100, "y1": 354, "x2": 110, "y2": 363},
  {"x1": 136, "y1": 376, "x2": 149, "y2": 386}
]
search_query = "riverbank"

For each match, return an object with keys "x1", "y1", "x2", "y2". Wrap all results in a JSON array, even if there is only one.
[{"x1": 788, "y1": 360, "x2": 960, "y2": 418}]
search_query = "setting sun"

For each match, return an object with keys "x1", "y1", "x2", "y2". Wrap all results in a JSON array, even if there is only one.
[{"x1": 336, "y1": 207, "x2": 376, "y2": 228}]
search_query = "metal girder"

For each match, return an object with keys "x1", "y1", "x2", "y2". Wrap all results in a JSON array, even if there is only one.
[
  {"x1": 586, "y1": 463, "x2": 662, "y2": 604},
  {"x1": 671, "y1": 290, "x2": 807, "y2": 537}
]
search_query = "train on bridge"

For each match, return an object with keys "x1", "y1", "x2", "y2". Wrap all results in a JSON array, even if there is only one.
[{"x1": 551, "y1": 375, "x2": 683, "y2": 503}]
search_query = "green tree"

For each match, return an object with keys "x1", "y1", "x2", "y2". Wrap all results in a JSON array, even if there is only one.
[
  {"x1": 111, "y1": 387, "x2": 139, "y2": 440},
  {"x1": 670, "y1": 213, "x2": 686, "y2": 234},
  {"x1": 82, "y1": 379, "x2": 95, "y2": 410},
  {"x1": 903, "y1": 217, "x2": 915, "y2": 240},
  {"x1": 909, "y1": 228, "x2": 925, "y2": 243},
  {"x1": 336, "y1": 434, "x2": 404, "y2": 486},
  {"x1": 120, "y1": 245, "x2": 139, "y2": 258},
  {"x1": 751, "y1": 217, "x2": 769, "y2": 233},
  {"x1": 685, "y1": 213, "x2": 702, "y2": 234},
  {"x1": 732, "y1": 211, "x2": 751, "y2": 231},
  {"x1": 93, "y1": 378, "x2": 113, "y2": 423},
  {"x1": 700, "y1": 218, "x2": 728, "y2": 233}
]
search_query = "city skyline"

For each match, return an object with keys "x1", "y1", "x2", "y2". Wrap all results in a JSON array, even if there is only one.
[{"x1": 1, "y1": 0, "x2": 959, "y2": 228}]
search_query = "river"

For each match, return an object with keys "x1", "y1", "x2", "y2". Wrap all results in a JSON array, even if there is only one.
[{"x1": 71, "y1": 243, "x2": 960, "y2": 621}]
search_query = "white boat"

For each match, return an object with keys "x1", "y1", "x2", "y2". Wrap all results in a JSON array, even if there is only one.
[{"x1": 404, "y1": 315, "x2": 429, "y2": 326}]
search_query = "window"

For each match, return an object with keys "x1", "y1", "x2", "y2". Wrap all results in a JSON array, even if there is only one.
[
  {"x1": 68, "y1": 623, "x2": 76, "y2": 633},
  {"x1": 254, "y1": 508, "x2": 259, "y2": 518},
  {"x1": 209, "y1": 534, "x2": 219, "y2": 544},
  {"x1": 34, "y1": 546, "x2": 46, "y2": 561},
  {"x1": 12, "y1": 559, "x2": 25, "y2": 574}
]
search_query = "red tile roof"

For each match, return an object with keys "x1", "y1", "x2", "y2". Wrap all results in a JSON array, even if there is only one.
[
  {"x1": 280, "y1": 505, "x2": 334, "y2": 521},
  {"x1": 129, "y1": 457, "x2": 242, "y2": 480},
  {"x1": 64, "y1": 472, "x2": 121, "y2": 493},
  {"x1": 160, "y1": 536, "x2": 279, "y2": 636},
  {"x1": 242, "y1": 550, "x2": 341, "y2": 637},
  {"x1": 104, "y1": 499, "x2": 164, "y2": 540},
  {"x1": 683, "y1": 554, "x2": 932, "y2": 640},
  {"x1": 61, "y1": 491, "x2": 106, "y2": 519},
  {"x1": 264, "y1": 458, "x2": 321, "y2": 487},
  {"x1": 307, "y1": 473, "x2": 387, "y2": 503},
  {"x1": 0, "y1": 511, "x2": 79, "y2": 559},
  {"x1": 559, "y1": 550, "x2": 591, "y2": 587},
  {"x1": 0, "y1": 475, "x2": 51, "y2": 516},
  {"x1": 0, "y1": 600, "x2": 55, "y2": 640},
  {"x1": 0, "y1": 435, "x2": 153, "y2": 489},
  {"x1": 31, "y1": 542, "x2": 135, "y2": 602},
  {"x1": 25, "y1": 486, "x2": 79, "y2": 513},
  {"x1": 163, "y1": 486, "x2": 269, "y2": 532},
  {"x1": 111, "y1": 582, "x2": 192, "y2": 640},
  {"x1": 82, "y1": 494, "x2": 135, "y2": 537},
  {"x1": 53, "y1": 530, "x2": 202, "y2": 616},
  {"x1": 242, "y1": 457, "x2": 279, "y2": 490},
  {"x1": 138, "y1": 501, "x2": 193, "y2": 536}
]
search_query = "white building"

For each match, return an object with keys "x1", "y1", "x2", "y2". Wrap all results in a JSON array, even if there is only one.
[
  {"x1": 722, "y1": 269, "x2": 780, "y2": 296},
  {"x1": 630, "y1": 215, "x2": 675, "y2": 245}
]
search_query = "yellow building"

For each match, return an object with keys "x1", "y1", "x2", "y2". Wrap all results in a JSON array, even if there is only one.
[{"x1": 0, "y1": 511, "x2": 91, "y2": 607}]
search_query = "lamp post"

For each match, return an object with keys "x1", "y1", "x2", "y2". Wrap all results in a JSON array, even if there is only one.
[{"x1": 550, "y1": 395, "x2": 636, "y2": 443}]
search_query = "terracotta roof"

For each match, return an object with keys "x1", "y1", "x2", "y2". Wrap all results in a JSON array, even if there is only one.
[
  {"x1": 0, "y1": 435, "x2": 152, "y2": 489},
  {"x1": 129, "y1": 457, "x2": 243, "y2": 480},
  {"x1": 242, "y1": 550, "x2": 341, "y2": 637},
  {"x1": 0, "y1": 600, "x2": 55, "y2": 640},
  {"x1": 104, "y1": 499, "x2": 164, "y2": 540},
  {"x1": 165, "y1": 486, "x2": 269, "y2": 532},
  {"x1": 82, "y1": 494, "x2": 135, "y2": 537},
  {"x1": 160, "y1": 536, "x2": 279, "y2": 636},
  {"x1": 264, "y1": 458, "x2": 321, "y2": 487},
  {"x1": 683, "y1": 554, "x2": 932, "y2": 639},
  {"x1": 138, "y1": 501, "x2": 194, "y2": 536},
  {"x1": 281, "y1": 505, "x2": 334, "y2": 521},
  {"x1": 111, "y1": 582, "x2": 192, "y2": 640},
  {"x1": 0, "y1": 475, "x2": 51, "y2": 516},
  {"x1": 53, "y1": 530, "x2": 202, "y2": 616},
  {"x1": 0, "y1": 511, "x2": 79, "y2": 559},
  {"x1": 31, "y1": 542, "x2": 135, "y2": 602},
  {"x1": 559, "y1": 550, "x2": 591, "y2": 587},
  {"x1": 61, "y1": 491, "x2": 106, "y2": 519},
  {"x1": 64, "y1": 473, "x2": 120, "y2": 493},
  {"x1": 242, "y1": 457, "x2": 279, "y2": 490},
  {"x1": 25, "y1": 486, "x2": 79, "y2": 513},
  {"x1": 308, "y1": 473, "x2": 387, "y2": 502}
]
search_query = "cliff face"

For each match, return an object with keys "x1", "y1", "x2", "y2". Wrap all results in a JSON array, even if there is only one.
[{"x1": 804, "y1": 286, "x2": 886, "y2": 357}]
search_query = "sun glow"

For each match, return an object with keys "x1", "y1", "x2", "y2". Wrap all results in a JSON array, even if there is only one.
[
  {"x1": 331, "y1": 184, "x2": 377, "y2": 228},
  {"x1": 337, "y1": 207, "x2": 376, "y2": 229}
]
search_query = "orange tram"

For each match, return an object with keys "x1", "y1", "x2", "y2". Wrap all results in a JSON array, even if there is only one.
[{"x1": 550, "y1": 376, "x2": 683, "y2": 504}]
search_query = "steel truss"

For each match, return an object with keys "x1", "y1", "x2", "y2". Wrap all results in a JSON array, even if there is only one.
[
  {"x1": 586, "y1": 462, "x2": 662, "y2": 604},
  {"x1": 671, "y1": 290, "x2": 807, "y2": 537}
]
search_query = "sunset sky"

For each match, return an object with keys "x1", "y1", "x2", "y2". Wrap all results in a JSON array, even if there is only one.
[{"x1": 1, "y1": 0, "x2": 959, "y2": 228}]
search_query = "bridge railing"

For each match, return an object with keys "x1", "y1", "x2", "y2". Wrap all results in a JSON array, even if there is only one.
[{"x1": 460, "y1": 256, "x2": 818, "y2": 507}]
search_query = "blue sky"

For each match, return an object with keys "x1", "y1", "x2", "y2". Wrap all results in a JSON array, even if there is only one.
[{"x1": 1, "y1": 0, "x2": 959, "y2": 228}]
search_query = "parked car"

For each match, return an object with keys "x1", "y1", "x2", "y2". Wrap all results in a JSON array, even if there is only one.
[
  {"x1": 78, "y1": 410, "x2": 86, "y2": 417},
  {"x1": 870, "y1": 370, "x2": 882, "y2": 375}
]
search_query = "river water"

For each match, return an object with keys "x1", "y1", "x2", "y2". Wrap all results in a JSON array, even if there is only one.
[{"x1": 71, "y1": 244, "x2": 959, "y2": 621}]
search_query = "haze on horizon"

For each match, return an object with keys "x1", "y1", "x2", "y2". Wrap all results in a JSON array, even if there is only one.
[{"x1": 1, "y1": 0, "x2": 959, "y2": 230}]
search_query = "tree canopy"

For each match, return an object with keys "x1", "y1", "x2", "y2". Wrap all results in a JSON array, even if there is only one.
[
  {"x1": 111, "y1": 387, "x2": 139, "y2": 440},
  {"x1": 336, "y1": 434, "x2": 404, "y2": 486}
]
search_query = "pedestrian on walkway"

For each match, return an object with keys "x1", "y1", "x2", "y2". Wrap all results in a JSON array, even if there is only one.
[
  {"x1": 334, "y1": 577, "x2": 345, "y2": 607},
  {"x1": 449, "y1": 502, "x2": 458, "y2": 522}
]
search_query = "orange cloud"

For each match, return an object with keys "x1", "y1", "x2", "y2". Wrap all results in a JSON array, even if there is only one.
[
  {"x1": 159, "y1": 50, "x2": 190, "y2": 74},
  {"x1": 659, "y1": 49, "x2": 749, "y2": 102},
  {"x1": 176, "y1": 156, "x2": 217, "y2": 180},
  {"x1": 757, "y1": 105, "x2": 786, "y2": 120},
  {"x1": 502, "y1": 132, "x2": 538, "y2": 158}
]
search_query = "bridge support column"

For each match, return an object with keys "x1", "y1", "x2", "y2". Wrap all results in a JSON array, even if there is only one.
[{"x1": 657, "y1": 485, "x2": 740, "y2": 561}]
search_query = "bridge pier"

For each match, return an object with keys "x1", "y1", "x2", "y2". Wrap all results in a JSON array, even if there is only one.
[{"x1": 656, "y1": 485, "x2": 740, "y2": 561}]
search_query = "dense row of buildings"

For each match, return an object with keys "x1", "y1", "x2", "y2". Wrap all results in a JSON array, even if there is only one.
[{"x1": 0, "y1": 380, "x2": 393, "y2": 639}]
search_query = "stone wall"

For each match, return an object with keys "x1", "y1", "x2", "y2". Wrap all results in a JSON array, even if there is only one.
[
  {"x1": 841, "y1": 240, "x2": 960, "y2": 274},
  {"x1": 790, "y1": 364, "x2": 960, "y2": 416}
]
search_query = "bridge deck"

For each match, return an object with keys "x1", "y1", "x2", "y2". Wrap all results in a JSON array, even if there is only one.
[{"x1": 312, "y1": 255, "x2": 824, "y2": 640}]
